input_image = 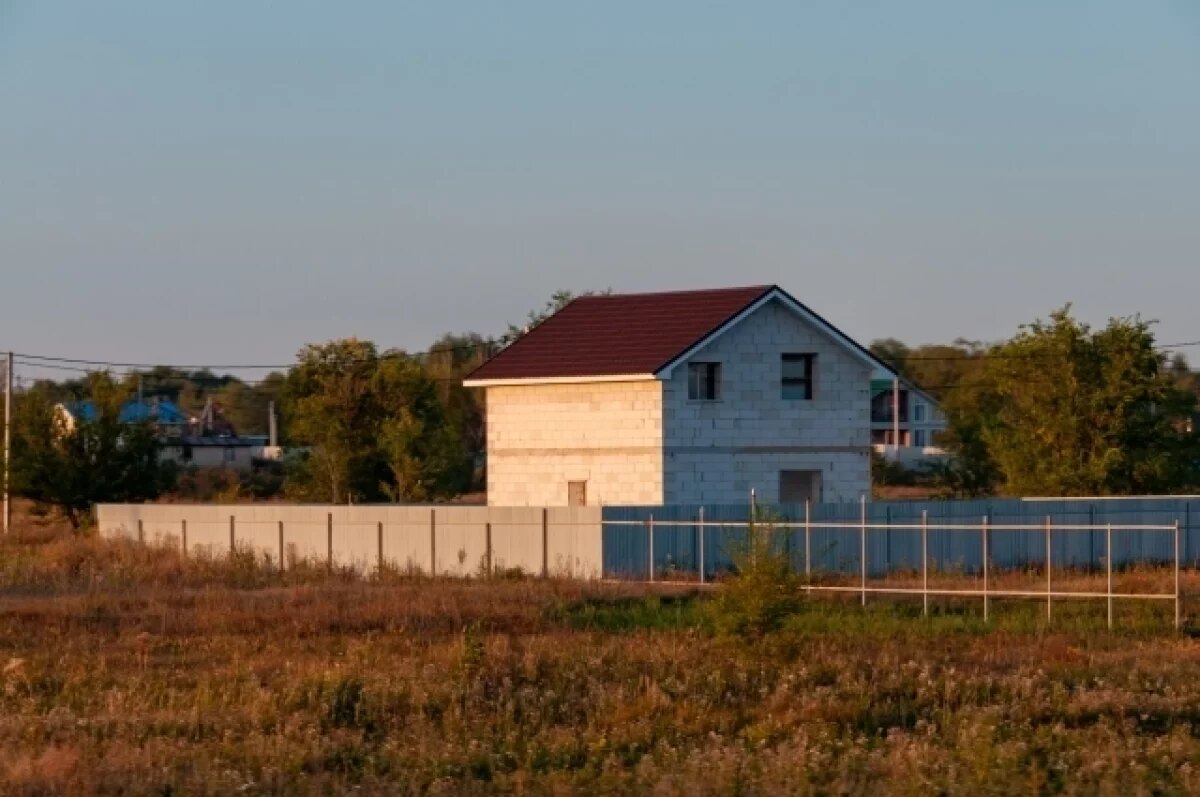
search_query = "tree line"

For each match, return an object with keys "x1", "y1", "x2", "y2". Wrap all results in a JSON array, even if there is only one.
[
  {"x1": 870, "y1": 307, "x2": 1200, "y2": 497},
  {"x1": 2, "y1": 293, "x2": 582, "y2": 524},
  {"x1": 4, "y1": 298, "x2": 1199, "y2": 526}
]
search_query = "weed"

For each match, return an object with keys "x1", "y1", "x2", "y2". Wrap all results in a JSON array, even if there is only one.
[{"x1": 1, "y1": 515, "x2": 1199, "y2": 793}]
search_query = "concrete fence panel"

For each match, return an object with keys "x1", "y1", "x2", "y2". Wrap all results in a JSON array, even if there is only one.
[
  {"x1": 547, "y1": 507, "x2": 604, "y2": 578},
  {"x1": 332, "y1": 523, "x2": 380, "y2": 572},
  {"x1": 487, "y1": 507, "x2": 546, "y2": 575},
  {"x1": 95, "y1": 504, "x2": 607, "y2": 579},
  {"x1": 435, "y1": 519, "x2": 490, "y2": 576},
  {"x1": 383, "y1": 507, "x2": 434, "y2": 573},
  {"x1": 234, "y1": 521, "x2": 282, "y2": 566}
]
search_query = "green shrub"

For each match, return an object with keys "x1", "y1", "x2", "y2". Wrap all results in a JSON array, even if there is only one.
[{"x1": 705, "y1": 514, "x2": 803, "y2": 637}]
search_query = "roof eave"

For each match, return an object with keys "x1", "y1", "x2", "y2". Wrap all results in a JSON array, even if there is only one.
[{"x1": 463, "y1": 373, "x2": 657, "y2": 388}]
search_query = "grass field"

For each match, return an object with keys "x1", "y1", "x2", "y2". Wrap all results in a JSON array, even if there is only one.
[{"x1": 3, "y1": 511, "x2": 1200, "y2": 794}]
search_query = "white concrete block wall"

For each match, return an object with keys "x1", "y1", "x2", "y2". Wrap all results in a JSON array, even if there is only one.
[
  {"x1": 661, "y1": 298, "x2": 873, "y2": 504},
  {"x1": 485, "y1": 381, "x2": 664, "y2": 506},
  {"x1": 665, "y1": 451, "x2": 870, "y2": 504}
]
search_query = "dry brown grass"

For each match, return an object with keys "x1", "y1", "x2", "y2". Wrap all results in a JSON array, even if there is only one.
[{"x1": 4, "y1": 508, "x2": 1200, "y2": 794}]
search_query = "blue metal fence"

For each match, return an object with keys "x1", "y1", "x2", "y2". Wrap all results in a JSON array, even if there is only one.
[{"x1": 602, "y1": 498, "x2": 1199, "y2": 580}]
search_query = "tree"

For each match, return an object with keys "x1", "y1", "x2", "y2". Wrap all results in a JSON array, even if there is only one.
[
  {"x1": 282, "y1": 339, "x2": 384, "y2": 503},
  {"x1": 971, "y1": 307, "x2": 1200, "y2": 496},
  {"x1": 424, "y1": 332, "x2": 491, "y2": 481},
  {"x1": 868, "y1": 338, "x2": 911, "y2": 376},
  {"x1": 374, "y1": 356, "x2": 472, "y2": 501},
  {"x1": 498, "y1": 289, "x2": 611, "y2": 347},
  {"x1": 281, "y1": 339, "x2": 474, "y2": 503},
  {"x1": 8, "y1": 373, "x2": 174, "y2": 528}
]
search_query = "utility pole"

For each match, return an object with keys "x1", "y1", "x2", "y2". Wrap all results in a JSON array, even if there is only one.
[
  {"x1": 892, "y1": 376, "x2": 901, "y2": 452},
  {"x1": 3, "y1": 351, "x2": 12, "y2": 534}
]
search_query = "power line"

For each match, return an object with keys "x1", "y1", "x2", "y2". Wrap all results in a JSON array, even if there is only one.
[
  {"x1": 12, "y1": 339, "x2": 499, "y2": 372},
  {"x1": 12, "y1": 358, "x2": 468, "y2": 388},
  {"x1": 14, "y1": 336, "x2": 1199, "y2": 374}
]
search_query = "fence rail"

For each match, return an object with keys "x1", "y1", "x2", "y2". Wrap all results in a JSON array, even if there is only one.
[{"x1": 604, "y1": 510, "x2": 1182, "y2": 628}]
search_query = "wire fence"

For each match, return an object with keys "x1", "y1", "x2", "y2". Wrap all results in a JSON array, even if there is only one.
[{"x1": 602, "y1": 509, "x2": 1182, "y2": 629}]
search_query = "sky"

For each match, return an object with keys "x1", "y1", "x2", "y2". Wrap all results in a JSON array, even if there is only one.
[{"x1": 2, "y1": 2, "x2": 1199, "y2": 375}]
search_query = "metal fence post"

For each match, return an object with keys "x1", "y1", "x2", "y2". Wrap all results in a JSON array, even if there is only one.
[
  {"x1": 181, "y1": 519, "x2": 187, "y2": 558},
  {"x1": 804, "y1": 500, "x2": 812, "y2": 583},
  {"x1": 378, "y1": 520, "x2": 384, "y2": 574},
  {"x1": 1106, "y1": 523, "x2": 1113, "y2": 630},
  {"x1": 230, "y1": 514, "x2": 236, "y2": 555},
  {"x1": 430, "y1": 508, "x2": 437, "y2": 576},
  {"x1": 860, "y1": 496, "x2": 867, "y2": 607},
  {"x1": 278, "y1": 520, "x2": 285, "y2": 571},
  {"x1": 982, "y1": 515, "x2": 989, "y2": 623},
  {"x1": 922, "y1": 510, "x2": 929, "y2": 618},
  {"x1": 137, "y1": 519, "x2": 144, "y2": 545},
  {"x1": 1175, "y1": 520, "x2": 1182, "y2": 630},
  {"x1": 698, "y1": 506, "x2": 705, "y2": 585},
  {"x1": 1045, "y1": 516, "x2": 1052, "y2": 623},
  {"x1": 648, "y1": 514, "x2": 655, "y2": 583}
]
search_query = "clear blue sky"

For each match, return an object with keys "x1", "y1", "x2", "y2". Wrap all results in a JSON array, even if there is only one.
[{"x1": 2, "y1": 2, "x2": 1198, "y2": 371}]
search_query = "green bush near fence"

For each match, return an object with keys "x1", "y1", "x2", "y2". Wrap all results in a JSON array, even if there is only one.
[{"x1": 705, "y1": 514, "x2": 805, "y2": 637}]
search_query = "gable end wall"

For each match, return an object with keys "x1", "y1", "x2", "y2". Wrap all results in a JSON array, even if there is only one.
[{"x1": 662, "y1": 298, "x2": 872, "y2": 503}]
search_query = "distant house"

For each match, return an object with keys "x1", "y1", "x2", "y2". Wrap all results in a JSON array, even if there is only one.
[
  {"x1": 869, "y1": 379, "x2": 949, "y2": 466},
  {"x1": 57, "y1": 397, "x2": 191, "y2": 437},
  {"x1": 161, "y1": 435, "x2": 270, "y2": 472},
  {"x1": 465, "y1": 285, "x2": 931, "y2": 507},
  {"x1": 55, "y1": 398, "x2": 269, "y2": 473}
]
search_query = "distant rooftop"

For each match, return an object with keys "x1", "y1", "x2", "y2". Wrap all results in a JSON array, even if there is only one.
[{"x1": 61, "y1": 398, "x2": 190, "y2": 426}]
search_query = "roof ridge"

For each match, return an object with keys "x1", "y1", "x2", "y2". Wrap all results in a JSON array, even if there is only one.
[{"x1": 573, "y1": 284, "x2": 775, "y2": 301}]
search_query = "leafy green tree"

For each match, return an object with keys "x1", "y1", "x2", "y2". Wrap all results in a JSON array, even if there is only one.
[
  {"x1": 8, "y1": 373, "x2": 174, "y2": 528},
  {"x1": 972, "y1": 307, "x2": 1199, "y2": 496},
  {"x1": 374, "y1": 356, "x2": 472, "y2": 501},
  {"x1": 868, "y1": 338, "x2": 911, "y2": 376},
  {"x1": 424, "y1": 332, "x2": 491, "y2": 482},
  {"x1": 282, "y1": 339, "x2": 384, "y2": 503},
  {"x1": 281, "y1": 339, "x2": 474, "y2": 503}
]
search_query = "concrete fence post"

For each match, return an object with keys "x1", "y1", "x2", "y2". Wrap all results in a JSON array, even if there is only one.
[
  {"x1": 541, "y1": 508, "x2": 549, "y2": 579},
  {"x1": 485, "y1": 522, "x2": 493, "y2": 577}
]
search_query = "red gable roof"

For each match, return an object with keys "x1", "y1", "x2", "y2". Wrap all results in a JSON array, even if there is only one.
[{"x1": 466, "y1": 286, "x2": 774, "y2": 382}]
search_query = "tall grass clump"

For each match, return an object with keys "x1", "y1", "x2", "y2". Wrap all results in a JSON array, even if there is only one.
[{"x1": 705, "y1": 513, "x2": 803, "y2": 637}]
